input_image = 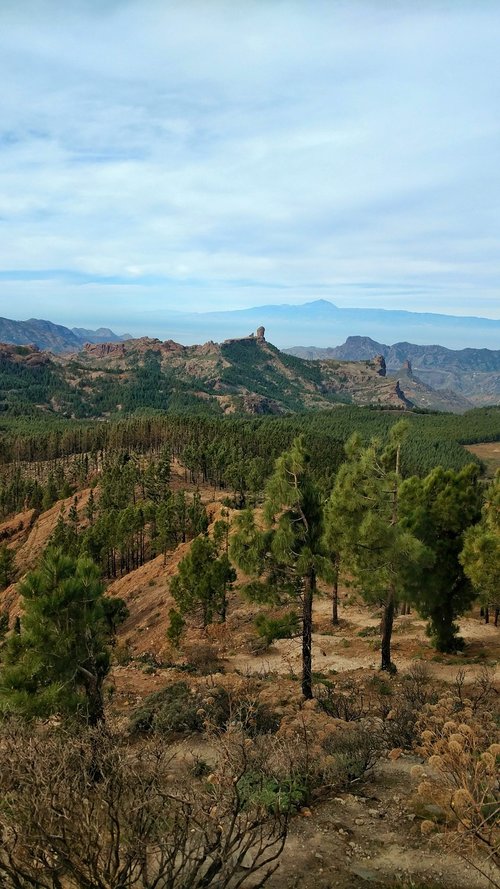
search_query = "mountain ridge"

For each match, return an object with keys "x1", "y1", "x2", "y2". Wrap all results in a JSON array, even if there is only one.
[
  {"x1": 0, "y1": 317, "x2": 131, "y2": 353},
  {"x1": 286, "y1": 337, "x2": 500, "y2": 407},
  {"x1": 0, "y1": 330, "x2": 424, "y2": 419},
  {"x1": 0, "y1": 321, "x2": 487, "y2": 416}
]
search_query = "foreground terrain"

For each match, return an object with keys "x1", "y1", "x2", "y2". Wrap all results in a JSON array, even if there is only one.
[{"x1": 0, "y1": 455, "x2": 498, "y2": 888}]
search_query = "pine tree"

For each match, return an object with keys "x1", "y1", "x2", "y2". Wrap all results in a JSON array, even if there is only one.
[
  {"x1": 460, "y1": 471, "x2": 500, "y2": 626},
  {"x1": 1, "y1": 547, "x2": 116, "y2": 725},
  {"x1": 231, "y1": 436, "x2": 328, "y2": 699},
  {"x1": 42, "y1": 473, "x2": 58, "y2": 511},
  {"x1": 170, "y1": 536, "x2": 236, "y2": 627},
  {"x1": 0, "y1": 544, "x2": 14, "y2": 591},
  {"x1": 400, "y1": 463, "x2": 482, "y2": 651},
  {"x1": 85, "y1": 488, "x2": 96, "y2": 524},
  {"x1": 326, "y1": 424, "x2": 430, "y2": 672}
]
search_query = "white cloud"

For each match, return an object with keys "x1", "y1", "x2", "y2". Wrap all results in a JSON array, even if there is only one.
[{"x1": 0, "y1": 0, "x2": 499, "y2": 325}]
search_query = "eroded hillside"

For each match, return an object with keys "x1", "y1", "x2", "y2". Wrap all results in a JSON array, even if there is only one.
[{"x1": 0, "y1": 330, "x2": 420, "y2": 419}]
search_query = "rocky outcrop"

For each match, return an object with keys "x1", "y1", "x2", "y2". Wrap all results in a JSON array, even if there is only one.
[
  {"x1": 0, "y1": 343, "x2": 50, "y2": 367},
  {"x1": 241, "y1": 394, "x2": 281, "y2": 415},
  {"x1": 394, "y1": 380, "x2": 414, "y2": 408},
  {"x1": 84, "y1": 341, "x2": 127, "y2": 359},
  {"x1": 373, "y1": 355, "x2": 386, "y2": 377}
]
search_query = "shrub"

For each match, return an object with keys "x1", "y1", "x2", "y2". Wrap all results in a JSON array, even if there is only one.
[
  {"x1": 413, "y1": 672, "x2": 500, "y2": 885},
  {"x1": 381, "y1": 664, "x2": 436, "y2": 750},
  {"x1": 323, "y1": 724, "x2": 383, "y2": 789},
  {"x1": 316, "y1": 678, "x2": 368, "y2": 722},
  {"x1": 0, "y1": 724, "x2": 289, "y2": 889},
  {"x1": 254, "y1": 611, "x2": 300, "y2": 648},
  {"x1": 130, "y1": 682, "x2": 203, "y2": 735},
  {"x1": 237, "y1": 771, "x2": 307, "y2": 814},
  {"x1": 236, "y1": 700, "x2": 282, "y2": 736},
  {"x1": 184, "y1": 642, "x2": 224, "y2": 675},
  {"x1": 166, "y1": 608, "x2": 185, "y2": 648}
]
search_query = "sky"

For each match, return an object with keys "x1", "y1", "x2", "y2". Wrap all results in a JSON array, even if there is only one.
[{"x1": 0, "y1": 0, "x2": 499, "y2": 334}]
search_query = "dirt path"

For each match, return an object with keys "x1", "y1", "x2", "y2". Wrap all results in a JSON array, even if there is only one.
[
  {"x1": 228, "y1": 597, "x2": 500, "y2": 685},
  {"x1": 267, "y1": 757, "x2": 495, "y2": 889}
]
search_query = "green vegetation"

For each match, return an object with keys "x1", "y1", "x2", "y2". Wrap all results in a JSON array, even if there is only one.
[
  {"x1": 0, "y1": 544, "x2": 14, "y2": 591},
  {"x1": 461, "y1": 471, "x2": 500, "y2": 621},
  {"x1": 231, "y1": 436, "x2": 332, "y2": 698},
  {"x1": 170, "y1": 535, "x2": 236, "y2": 629},
  {"x1": 401, "y1": 464, "x2": 483, "y2": 651},
  {"x1": 326, "y1": 423, "x2": 431, "y2": 670},
  {"x1": 0, "y1": 548, "x2": 123, "y2": 724}
]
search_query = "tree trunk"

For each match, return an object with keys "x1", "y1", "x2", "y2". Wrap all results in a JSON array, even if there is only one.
[
  {"x1": 80, "y1": 670, "x2": 105, "y2": 727},
  {"x1": 302, "y1": 571, "x2": 315, "y2": 699},
  {"x1": 495, "y1": 608, "x2": 499, "y2": 628},
  {"x1": 380, "y1": 588, "x2": 396, "y2": 673},
  {"x1": 332, "y1": 556, "x2": 340, "y2": 625},
  {"x1": 332, "y1": 576, "x2": 339, "y2": 625},
  {"x1": 484, "y1": 606, "x2": 489, "y2": 624}
]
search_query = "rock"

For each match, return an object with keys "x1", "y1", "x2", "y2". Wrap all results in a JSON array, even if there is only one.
[{"x1": 84, "y1": 341, "x2": 127, "y2": 358}]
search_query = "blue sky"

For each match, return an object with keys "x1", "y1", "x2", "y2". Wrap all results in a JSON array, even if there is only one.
[{"x1": 0, "y1": 0, "x2": 499, "y2": 333}]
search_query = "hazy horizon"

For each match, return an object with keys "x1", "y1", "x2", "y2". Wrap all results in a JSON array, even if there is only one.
[{"x1": 3, "y1": 298, "x2": 500, "y2": 351}]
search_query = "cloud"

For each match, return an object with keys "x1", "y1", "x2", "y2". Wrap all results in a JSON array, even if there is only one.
[{"x1": 0, "y1": 0, "x2": 499, "y2": 326}]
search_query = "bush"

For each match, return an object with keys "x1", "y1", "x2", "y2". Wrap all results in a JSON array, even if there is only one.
[
  {"x1": 166, "y1": 608, "x2": 185, "y2": 648},
  {"x1": 236, "y1": 700, "x2": 282, "y2": 736},
  {"x1": 323, "y1": 724, "x2": 383, "y2": 788},
  {"x1": 0, "y1": 725, "x2": 289, "y2": 889},
  {"x1": 237, "y1": 771, "x2": 307, "y2": 814},
  {"x1": 413, "y1": 673, "x2": 500, "y2": 883},
  {"x1": 254, "y1": 611, "x2": 300, "y2": 648},
  {"x1": 316, "y1": 678, "x2": 368, "y2": 722},
  {"x1": 381, "y1": 663, "x2": 436, "y2": 750},
  {"x1": 130, "y1": 682, "x2": 234, "y2": 736},
  {"x1": 130, "y1": 682, "x2": 203, "y2": 735},
  {"x1": 184, "y1": 642, "x2": 224, "y2": 675}
]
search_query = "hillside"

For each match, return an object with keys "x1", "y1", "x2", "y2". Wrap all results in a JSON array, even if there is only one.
[
  {"x1": 287, "y1": 336, "x2": 500, "y2": 407},
  {"x1": 0, "y1": 317, "x2": 130, "y2": 353},
  {"x1": 0, "y1": 329, "x2": 420, "y2": 419}
]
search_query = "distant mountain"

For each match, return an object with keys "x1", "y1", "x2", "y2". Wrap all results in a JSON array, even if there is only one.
[
  {"x1": 72, "y1": 327, "x2": 132, "y2": 345},
  {"x1": 0, "y1": 330, "x2": 426, "y2": 419},
  {"x1": 0, "y1": 317, "x2": 131, "y2": 353},
  {"x1": 286, "y1": 337, "x2": 500, "y2": 406},
  {"x1": 143, "y1": 299, "x2": 500, "y2": 351}
]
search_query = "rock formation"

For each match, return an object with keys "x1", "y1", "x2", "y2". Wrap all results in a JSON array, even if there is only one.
[{"x1": 84, "y1": 342, "x2": 127, "y2": 359}]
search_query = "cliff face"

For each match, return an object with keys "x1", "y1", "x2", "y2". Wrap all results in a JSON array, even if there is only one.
[{"x1": 84, "y1": 342, "x2": 127, "y2": 359}]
